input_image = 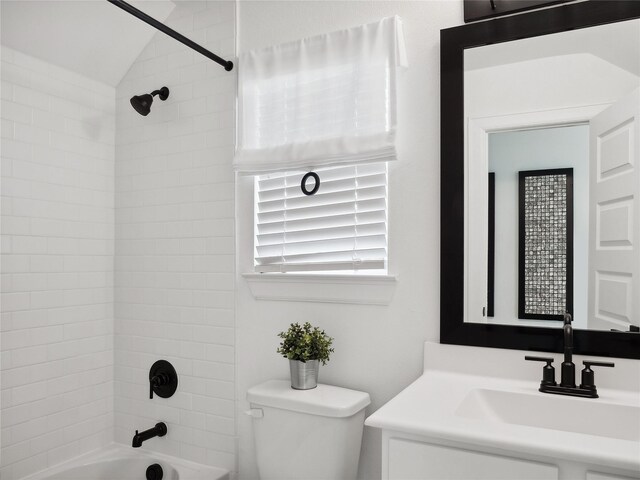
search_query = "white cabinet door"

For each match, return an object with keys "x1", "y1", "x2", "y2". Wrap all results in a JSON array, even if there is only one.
[{"x1": 388, "y1": 438, "x2": 558, "y2": 480}]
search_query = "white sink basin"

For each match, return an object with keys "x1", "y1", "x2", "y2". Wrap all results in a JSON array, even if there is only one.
[
  {"x1": 366, "y1": 344, "x2": 640, "y2": 474},
  {"x1": 455, "y1": 388, "x2": 640, "y2": 442}
]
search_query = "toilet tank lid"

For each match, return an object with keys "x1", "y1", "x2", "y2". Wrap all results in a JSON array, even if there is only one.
[{"x1": 247, "y1": 380, "x2": 371, "y2": 418}]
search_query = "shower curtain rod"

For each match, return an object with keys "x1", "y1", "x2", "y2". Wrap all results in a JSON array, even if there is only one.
[{"x1": 107, "y1": 0, "x2": 234, "y2": 71}]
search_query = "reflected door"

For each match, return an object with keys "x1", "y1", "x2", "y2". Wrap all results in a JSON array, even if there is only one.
[{"x1": 588, "y1": 87, "x2": 640, "y2": 331}]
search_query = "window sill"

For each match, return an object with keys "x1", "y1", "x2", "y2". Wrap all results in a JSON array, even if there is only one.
[{"x1": 242, "y1": 273, "x2": 397, "y2": 305}]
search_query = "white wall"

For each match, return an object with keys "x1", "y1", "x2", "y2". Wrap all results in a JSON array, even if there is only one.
[
  {"x1": 0, "y1": 1, "x2": 176, "y2": 87},
  {"x1": 114, "y1": 1, "x2": 237, "y2": 472},
  {"x1": 488, "y1": 125, "x2": 589, "y2": 328},
  {"x1": 1, "y1": 47, "x2": 115, "y2": 479},
  {"x1": 235, "y1": 2, "x2": 461, "y2": 479},
  {"x1": 465, "y1": 53, "x2": 640, "y2": 119}
]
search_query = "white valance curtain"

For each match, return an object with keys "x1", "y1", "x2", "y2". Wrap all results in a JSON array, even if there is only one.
[{"x1": 234, "y1": 16, "x2": 407, "y2": 175}]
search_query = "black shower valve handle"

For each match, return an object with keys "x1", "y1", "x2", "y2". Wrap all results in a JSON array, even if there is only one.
[
  {"x1": 148, "y1": 360, "x2": 178, "y2": 400},
  {"x1": 149, "y1": 373, "x2": 169, "y2": 399}
]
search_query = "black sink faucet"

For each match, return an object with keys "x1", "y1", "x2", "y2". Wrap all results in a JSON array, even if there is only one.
[
  {"x1": 561, "y1": 312, "x2": 575, "y2": 387},
  {"x1": 525, "y1": 312, "x2": 615, "y2": 398},
  {"x1": 132, "y1": 422, "x2": 167, "y2": 448}
]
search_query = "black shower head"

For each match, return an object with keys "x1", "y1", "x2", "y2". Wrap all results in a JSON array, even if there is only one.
[
  {"x1": 130, "y1": 93, "x2": 153, "y2": 116},
  {"x1": 130, "y1": 86, "x2": 170, "y2": 116}
]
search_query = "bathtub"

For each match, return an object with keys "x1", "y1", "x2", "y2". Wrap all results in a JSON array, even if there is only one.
[{"x1": 22, "y1": 444, "x2": 229, "y2": 480}]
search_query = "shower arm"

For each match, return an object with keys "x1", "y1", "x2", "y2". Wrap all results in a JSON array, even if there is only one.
[{"x1": 106, "y1": 0, "x2": 234, "y2": 72}]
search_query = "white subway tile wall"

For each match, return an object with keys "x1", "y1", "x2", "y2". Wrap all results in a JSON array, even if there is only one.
[
  {"x1": 114, "y1": 1, "x2": 236, "y2": 472},
  {"x1": 1, "y1": 46, "x2": 116, "y2": 479}
]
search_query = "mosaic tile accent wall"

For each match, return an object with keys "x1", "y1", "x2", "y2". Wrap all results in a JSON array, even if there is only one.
[{"x1": 519, "y1": 169, "x2": 573, "y2": 319}]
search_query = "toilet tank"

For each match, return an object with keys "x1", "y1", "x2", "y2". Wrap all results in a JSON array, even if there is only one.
[{"x1": 247, "y1": 380, "x2": 371, "y2": 480}]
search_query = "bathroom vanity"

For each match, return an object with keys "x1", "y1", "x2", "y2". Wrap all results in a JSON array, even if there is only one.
[
  {"x1": 367, "y1": 2, "x2": 640, "y2": 478},
  {"x1": 365, "y1": 343, "x2": 640, "y2": 480}
]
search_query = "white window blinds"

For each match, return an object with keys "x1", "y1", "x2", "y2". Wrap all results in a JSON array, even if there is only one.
[
  {"x1": 255, "y1": 163, "x2": 387, "y2": 272},
  {"x1": 235, "y1": 16, "x2": 407, "y2": 175}
]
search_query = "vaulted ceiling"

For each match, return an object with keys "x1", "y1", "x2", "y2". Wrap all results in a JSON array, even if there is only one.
[
  {"x1": 1, "y1": 0, "x2": 175, "y2": 86},
  {"x1": 465, "y1": 18, "x2": 640, "y2": 78}
]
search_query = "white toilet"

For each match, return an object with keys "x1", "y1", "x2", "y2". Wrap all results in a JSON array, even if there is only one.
[{"x1": 246, "y1": 380, "x2": 371, "y2": 480}]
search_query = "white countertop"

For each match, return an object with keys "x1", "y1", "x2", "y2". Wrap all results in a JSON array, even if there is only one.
[{"x1": 365, "y1": 343, "x2": 640, "y2": 473}]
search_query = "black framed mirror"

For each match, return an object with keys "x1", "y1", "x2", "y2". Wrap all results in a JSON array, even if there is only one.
[{"x1": 440, "y1": 0, "x2": 640, "y2": 359}]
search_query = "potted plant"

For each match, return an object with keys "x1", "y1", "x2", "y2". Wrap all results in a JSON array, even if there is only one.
[{"x1": 277, "y1": 322, "x2": 334, "y2": 390}]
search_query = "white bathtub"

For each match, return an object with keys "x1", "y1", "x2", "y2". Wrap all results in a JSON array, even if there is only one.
[{"x1": 22, "y1": 444, "x2": 229, "y2": 480}]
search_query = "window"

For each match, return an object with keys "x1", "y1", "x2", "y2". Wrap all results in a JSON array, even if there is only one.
[
  {"x1": 255, "y1": 163, "x2": 387, "y2": 273},
  {"x1": 236, "y1": 16, "x2": 405, "y2": 284}
]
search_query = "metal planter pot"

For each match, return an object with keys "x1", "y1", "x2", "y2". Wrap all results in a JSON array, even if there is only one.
[{"x1": 289, "y1": 359, "x2": 319, "y2": 390}]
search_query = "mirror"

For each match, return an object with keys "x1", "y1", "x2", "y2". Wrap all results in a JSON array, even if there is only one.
[
  {"x1": 464, "y1": 19, "x2": 640, "y2": 331},
  {"x1": 440, "y1": 1, "x2": 640, "y2": 359}
]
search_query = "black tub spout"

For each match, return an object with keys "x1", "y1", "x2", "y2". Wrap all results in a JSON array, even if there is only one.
[{"x1": 132, "y1": 422, "x2": 167, "y2": 448}]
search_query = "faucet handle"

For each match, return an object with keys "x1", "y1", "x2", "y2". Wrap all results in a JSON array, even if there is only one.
[
  {"x1": 583, "y1": 360, "x2": 615, "y2": 368},
  {"x1": 580, "y1": 360, "x2": 614, "y2": 393},
  {"x1": 525, "y1": 356, "x2": 556, "y2": 386},
  {"x1": 525, "y1": 356, "x2": 553, "y2": 363}
]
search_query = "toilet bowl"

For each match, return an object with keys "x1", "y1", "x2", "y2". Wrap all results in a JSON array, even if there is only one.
[{"x1": 247, "y1": 380, "x2": 371, "y2": 480}]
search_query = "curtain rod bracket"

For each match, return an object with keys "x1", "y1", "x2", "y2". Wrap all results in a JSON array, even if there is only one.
[{"x1": 107, "y1": 0, "x2": 234, "y2": 71}]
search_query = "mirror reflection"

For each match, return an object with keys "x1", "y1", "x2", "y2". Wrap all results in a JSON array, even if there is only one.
[{"x1": 464, "y1": 19, "x2": 640, "y2": 331}]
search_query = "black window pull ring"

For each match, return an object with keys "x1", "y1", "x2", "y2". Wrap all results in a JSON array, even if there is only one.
[{"x1": 301, "y1": 172, "x2": 320, "y2": 196}]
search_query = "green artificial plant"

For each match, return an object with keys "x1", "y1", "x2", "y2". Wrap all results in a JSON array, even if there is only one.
[{"x1": 277, "y1": 322, "x2": 334, "y2": 365}]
